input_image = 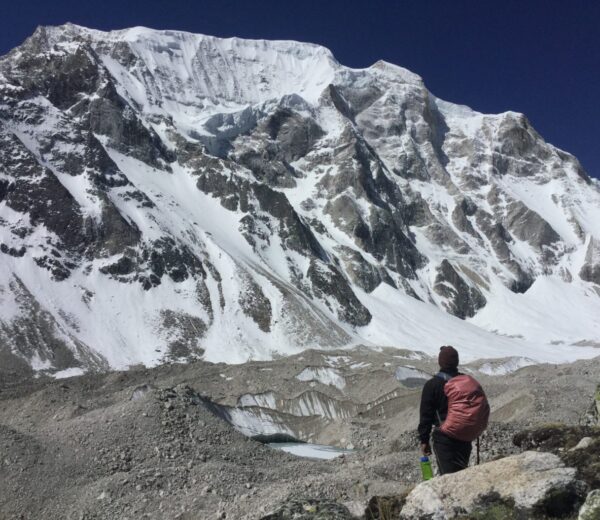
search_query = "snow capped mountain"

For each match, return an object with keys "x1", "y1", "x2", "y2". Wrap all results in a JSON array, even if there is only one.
[{"x1": 1, "y1": 23, "x2": 600, "y2": 376}]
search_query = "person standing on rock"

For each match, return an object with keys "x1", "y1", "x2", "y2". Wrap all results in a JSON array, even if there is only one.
[{"x1": 417, "y1": 346, "x2": 490, "y2": 475}]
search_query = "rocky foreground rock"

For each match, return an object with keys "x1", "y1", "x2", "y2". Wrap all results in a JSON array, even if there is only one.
[
  {"x1": 578, "y1": 490, "x2": 600, "y2": 520},
  {"x1": 400, "y1": 451, "x2": 587, "y2": 519}
]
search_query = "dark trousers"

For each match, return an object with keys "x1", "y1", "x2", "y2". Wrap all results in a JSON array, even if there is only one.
[{"x1": 432, "y1": 429, "x2": 472, "y2": 475}]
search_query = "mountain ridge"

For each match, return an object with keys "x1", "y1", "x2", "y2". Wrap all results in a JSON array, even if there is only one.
[{"x1": 1, "y1": 24, "x2": 599, "y2": 376}]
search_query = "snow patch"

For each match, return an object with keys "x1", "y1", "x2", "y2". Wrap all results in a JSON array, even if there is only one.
[
  {"x1": 296, "y1": 367, "x2": 346, "y2": 390},
  {"x1": 476, "y1": 357, "x2": 537, "y2": 376},
  {"x1": 52, "y1": 367, "x2": 86, "y2": 379}
]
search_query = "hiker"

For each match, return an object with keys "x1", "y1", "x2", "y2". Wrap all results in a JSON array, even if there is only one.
[{"x1": 417, "y1": 346, "x2": 489, "y2": 475}]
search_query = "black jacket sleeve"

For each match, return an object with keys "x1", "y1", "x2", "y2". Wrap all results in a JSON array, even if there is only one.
[{"x1": 418, "y1": 378, "x2": 440, "y2": 444}]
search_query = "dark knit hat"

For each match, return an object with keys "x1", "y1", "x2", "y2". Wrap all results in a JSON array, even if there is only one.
[{"x1": 438, "y1": 345, "x2": 459, "y2": 371}]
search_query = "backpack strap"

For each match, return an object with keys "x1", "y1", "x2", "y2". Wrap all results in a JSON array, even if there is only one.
[
  {"x1": 435, "y1": 371, "x2": 455, "y2": 382},
  {"x1": 434, "y1": 371, "x2": 455, "y2": 427},
  {"x1": 436, "y1": 409, "x2": 443, "y2": 426}
]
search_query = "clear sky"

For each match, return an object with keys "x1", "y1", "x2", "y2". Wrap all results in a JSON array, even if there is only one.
[{"x1": 1, "y1": 0, "x2": 598, "y2": 179}]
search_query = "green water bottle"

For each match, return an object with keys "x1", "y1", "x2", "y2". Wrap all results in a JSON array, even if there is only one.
[{"x1": 420, "y1": 456, "x2": 433, "y2": 481}]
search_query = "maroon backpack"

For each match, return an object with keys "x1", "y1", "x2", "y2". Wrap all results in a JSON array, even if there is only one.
[{"x1": 440, "y1": 374, "x2": 490, "y2": 442}]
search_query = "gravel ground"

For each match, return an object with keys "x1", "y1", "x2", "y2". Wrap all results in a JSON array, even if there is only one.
[{"x1": 1, "y1": 349, "x2": 598, "y2": 519}]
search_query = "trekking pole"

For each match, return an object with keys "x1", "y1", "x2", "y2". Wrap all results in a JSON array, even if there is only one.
[{"x1": 476, "y1": 436, "x2": 480, "y2": 465}]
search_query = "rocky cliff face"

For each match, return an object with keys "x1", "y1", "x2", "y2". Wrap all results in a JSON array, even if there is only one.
[{"x1": 1, "y1": 24, "x2": 600, "y2": 374}]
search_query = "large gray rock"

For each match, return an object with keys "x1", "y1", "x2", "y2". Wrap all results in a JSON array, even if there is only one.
[
  {"x1": 579, "y1": 490, "x2": 600, "y2": 520},
  {"x1": 400, "y1": 451, "x2": 587, "y2": 519}
]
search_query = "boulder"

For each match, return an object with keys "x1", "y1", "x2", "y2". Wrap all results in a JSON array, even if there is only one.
[
  {"x1": 571, "y1": 437, "x2": 594, "y2": 451},
  {"x1": 513, "y1": 424, "x2": 600, "y2": 490},
  {"x1": 579, "y1": 490, "x2": 600, "y2": 520},
  {"x1": 400, "y1": 451, "x2": 587, "y2": 519}
]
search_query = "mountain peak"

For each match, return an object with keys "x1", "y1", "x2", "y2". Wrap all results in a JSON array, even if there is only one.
[
  {"x1": 34, "y1": 22, "x2": 339, "y2": 63},
  {"x1": 0, "y1": 24, "x2": 599, "y2": 375},
  {"x1": 24, "y1": 23, "x2": 340, "y2": 106},
  {"x1": 369, "y1": 59, "x2": 423, "y2": 85}
]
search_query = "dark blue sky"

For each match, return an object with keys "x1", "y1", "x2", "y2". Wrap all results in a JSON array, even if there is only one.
[{"x1": 1, "y1": 0, "x2": 599, "y2": 178}]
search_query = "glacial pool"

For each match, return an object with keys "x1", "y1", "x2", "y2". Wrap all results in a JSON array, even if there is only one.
[{"x1": 268, "y1": 442, "x2": 355, "y2": 460}]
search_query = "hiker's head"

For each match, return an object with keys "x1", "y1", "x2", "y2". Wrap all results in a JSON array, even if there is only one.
[{"x1": 438, "y1": 345, "x2": 459, "y2": 371}]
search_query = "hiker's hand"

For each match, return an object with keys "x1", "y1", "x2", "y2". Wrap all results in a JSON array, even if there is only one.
[{"x1": 421, "y1": 443, "x2": 431, "y2": 456}]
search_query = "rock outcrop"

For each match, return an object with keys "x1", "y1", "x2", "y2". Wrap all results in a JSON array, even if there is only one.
[
  {"x1": 580, "y1": 238, "x2": 600, "y2": 285},
  {"x1": 433, "y1": 260, "x2": 486, "y2": 318},
  {"x1": 578, "y1": 490, "x2": 600, "y2": 520},
  {"x1": 400, "y1": 451, "x2": 587, "y2": 519},
  {"x1": 513, "y1": 424, "x2": 600, "y2": 491}
]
